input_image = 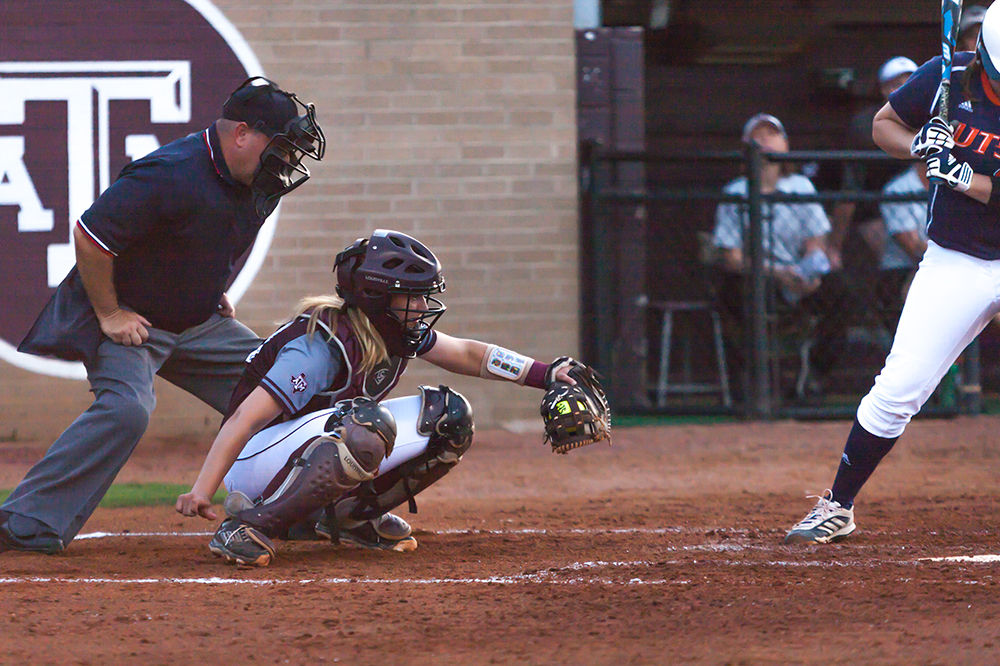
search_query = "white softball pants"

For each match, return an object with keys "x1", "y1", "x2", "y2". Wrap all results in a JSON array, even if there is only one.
[
  {"x1": 223, "y1": 395, "x2": 429, "y2": 500},
  {"x1": 858, "y1": 241, "x2": 1000, "y2": 438}
]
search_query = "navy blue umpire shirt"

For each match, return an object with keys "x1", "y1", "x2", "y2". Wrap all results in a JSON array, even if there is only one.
[
  {"x1": 76, "y1": 124, "x2": 263, "y2": 332},
  {"x1": 889, "y1": 52, "x2": 1000, "y2": 260},
  {"x1": 19, "y1": 124, "x2": 263, "y2": 363}
]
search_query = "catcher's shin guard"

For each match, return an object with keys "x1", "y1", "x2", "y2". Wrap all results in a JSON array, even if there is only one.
[
  {"x1": 236, "y1": 401, "x2": 394, "y2": 537},
  {"x1": 324, "y1": 385, "x2": 474, "y2": 527},
  {"x1": 234, "y1": 435, "x2": 379, "y2": 537}
]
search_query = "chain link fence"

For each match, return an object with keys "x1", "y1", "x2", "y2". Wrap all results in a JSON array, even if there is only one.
[{"x1": 580, "y1": 142, "x2": 984, "y2": 419}]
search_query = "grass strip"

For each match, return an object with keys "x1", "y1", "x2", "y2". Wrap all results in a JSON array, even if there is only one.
[{"x1": 0, "y1": 483, "x2": 225, "y2": 509}]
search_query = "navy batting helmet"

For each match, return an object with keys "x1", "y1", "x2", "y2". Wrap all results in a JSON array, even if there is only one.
[{"x1": 978, "y1": 3, "x2": 1000, "y2": 80}]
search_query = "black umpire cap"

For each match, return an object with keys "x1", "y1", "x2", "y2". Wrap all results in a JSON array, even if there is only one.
[{"x1": 222, "y1": 77, "x2": 298, "y2": 137}]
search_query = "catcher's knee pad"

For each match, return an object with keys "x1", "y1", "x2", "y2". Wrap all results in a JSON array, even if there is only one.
[
  {"x1": 236, "y1": 398, "x2": 396, "y2": 537},
  {"x1": 417, "y1": 384, "x2": 474, "y2": 463}
]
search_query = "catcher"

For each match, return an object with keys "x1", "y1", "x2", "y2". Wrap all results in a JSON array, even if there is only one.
[{"x1": 176, "y1": 229, "x2": 610, "y2": 566}]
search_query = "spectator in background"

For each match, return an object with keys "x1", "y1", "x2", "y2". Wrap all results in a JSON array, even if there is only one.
[
  {"x1": 828, "y1": 56, "x2": 919, "y2": 271},
  {"x1": 713, "y1": 113, "x2": 853, "y2": 396},
  {"x1": 959, "y1": 5, "x2": 988, "y2": 52},
  {"x1": 876, "y1": 163, "x2": 928, "y2": 328}
]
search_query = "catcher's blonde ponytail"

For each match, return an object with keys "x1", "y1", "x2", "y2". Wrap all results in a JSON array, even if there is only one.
[{"x1": 291, "y1": 295, "x2": 389, "y2": 374}]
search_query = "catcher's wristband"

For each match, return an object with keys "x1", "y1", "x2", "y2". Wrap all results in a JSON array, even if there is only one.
[{"x1": 480, "y1": 344, "x2": 547, "y2": 388}]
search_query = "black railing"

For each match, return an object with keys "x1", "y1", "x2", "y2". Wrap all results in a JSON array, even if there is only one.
[{"x1": 581, "y1": 142, "x2": 981, "y2": 420}]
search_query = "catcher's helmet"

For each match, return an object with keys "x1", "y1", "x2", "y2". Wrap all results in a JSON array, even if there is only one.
[
  {"x1": 223, "y1": 76, "x2": 326, "y2": 218},
  {"x1": 334, "y1": 230, "x2": 446, "y2": 358}
]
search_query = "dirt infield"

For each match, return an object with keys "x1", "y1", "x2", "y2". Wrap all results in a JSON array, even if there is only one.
[{"x1": 3, "y1": 416, "x2": 1000, "y2": 664}]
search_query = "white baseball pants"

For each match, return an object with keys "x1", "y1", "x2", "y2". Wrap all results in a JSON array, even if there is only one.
[
  {"x1": 858, "y1": 241, "x2": 1000, "y2": 437},
  {"x1": 224, "y1": 394, "x2": 430, "y2": 500}
]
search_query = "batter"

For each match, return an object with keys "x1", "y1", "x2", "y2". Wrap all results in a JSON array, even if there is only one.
[{"x1": 787, "y1": 2, "x2": 1000, "y2": 544}]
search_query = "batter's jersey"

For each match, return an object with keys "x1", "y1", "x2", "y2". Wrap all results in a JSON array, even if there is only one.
[
  {"x1": 889, "y1": 52, "x2": 1000, "y2": 259},
  {"x1": 224, "y1": 308, "x2": 438, "y2": 426}
]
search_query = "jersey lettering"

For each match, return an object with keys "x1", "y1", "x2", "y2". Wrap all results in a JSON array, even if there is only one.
[
  {"x1": 973, "y1": 131, "x2": 1000, "y2": 155},
  {"x1": 953, "y1": 122, "x2": 977, "y2": 148}
]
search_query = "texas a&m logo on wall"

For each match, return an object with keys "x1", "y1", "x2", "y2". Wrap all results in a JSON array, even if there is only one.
[{"x1": 0, "y1": 0, "x2": 274, "y2": 379}]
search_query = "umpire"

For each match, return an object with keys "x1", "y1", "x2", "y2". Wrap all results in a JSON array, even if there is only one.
[{"x1": 0, "y1": 77, "x2": 325, "y2": 554}]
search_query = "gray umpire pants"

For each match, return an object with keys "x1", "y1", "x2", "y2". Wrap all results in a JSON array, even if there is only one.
[{"x1": 1, "y1": 314, "x2": 261, "y2": 544}]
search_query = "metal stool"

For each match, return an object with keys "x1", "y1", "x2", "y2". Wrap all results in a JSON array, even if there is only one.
[{"x1": 649, "y1": 300, "x2": 732, "y2": 408}]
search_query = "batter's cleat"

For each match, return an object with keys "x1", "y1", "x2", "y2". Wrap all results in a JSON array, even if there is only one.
[
  {"x1": 784, "y1": 490, "x2": 856, "y2": 544},
  {"x1": 0, "y1": 514, "x2": 64, "y2": 554},
  {"x1": 316, "y1": 512, "x2": 418, "y2": 553},
  {"x1": 209, "y1": 518, "x2": 276, "y2": 566}
]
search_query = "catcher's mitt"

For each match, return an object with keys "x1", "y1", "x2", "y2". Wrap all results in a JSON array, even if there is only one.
[{"x1": 540, "y1": 357, "x2": 611, "y2": 454}]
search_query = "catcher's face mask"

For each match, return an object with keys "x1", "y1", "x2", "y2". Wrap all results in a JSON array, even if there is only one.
[
  {"x1": 224, "y1": 77, "x2": 326, "y2": 218},
  {"x1": 387, "y1": 290, "x2": 446, "y2": 354}
]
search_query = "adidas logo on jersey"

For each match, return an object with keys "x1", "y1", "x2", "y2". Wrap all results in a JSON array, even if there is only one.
[{"x1": 959, "y1": 100, "x2": 973, "y2": 112}]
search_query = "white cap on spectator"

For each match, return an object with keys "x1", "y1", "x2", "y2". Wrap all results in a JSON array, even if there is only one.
[
  {"x1": 878, "y1": 56, "x2": 918, "y2": 84},
  {"x1": 741, "y1": 113, "x2": 786, "y2": 143},
  {"x1": 961, "y1": 5, "x2": 988, "y2": 35}
]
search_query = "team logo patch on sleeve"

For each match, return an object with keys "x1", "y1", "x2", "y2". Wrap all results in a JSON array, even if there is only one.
[{"x1": 291, "y1": 373, "x2": 308, "y2": 393}]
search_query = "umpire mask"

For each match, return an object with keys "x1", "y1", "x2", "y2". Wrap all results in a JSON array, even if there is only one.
[{"x1": 223, "y1": 77, "x2": 326, "y2": 218}]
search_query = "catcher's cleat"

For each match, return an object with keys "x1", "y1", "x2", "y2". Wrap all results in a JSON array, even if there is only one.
[
  {"x1": 784, "y1": 490, "x2": 856, "y2": 544},
  {"x1": 316, "y1": 512, "x2": 418, "y2": 553},
  {"x1": 209, "y1": 517, "x2": 276, "y2": 566}
]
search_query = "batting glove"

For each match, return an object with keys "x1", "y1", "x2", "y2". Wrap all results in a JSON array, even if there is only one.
[
  {"x1": 910, "y1": 116, "x2": 955, "y2": 158},
  {"x1": 926, "y1": 152, "x2": 973, "y2": 192}
]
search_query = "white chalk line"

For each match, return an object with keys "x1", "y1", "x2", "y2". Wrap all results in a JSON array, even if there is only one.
[
  {"x1": 0, "y1": 561, "x2": 681, "y2": 587},
  {"x1": 73, "y1": 529, "x2": 1000, "y2": 561},
  {"x1": 3, "y1": 555, "x2": 998, "y2": 588},
  {"x1": 74, "y1": 527, "x2": 710, "y2": 540},
  {"x1": 5, "y1": 530, "x2": 987, "y2": 589},
  {"x1": 920, "y1": 554, "x2": 1000, "y2": 563},
  {"x1": 72, "y1": 530, "x2": 981, "y2": 557},
  {"x1": 77, "y1": 531, "x2": 213, "y2": 539},
  {"x1": 76, "y1": 526, "x2": 979, "y2": 540},
  {"x1": 0, "y1": 576, "x2": 683, "y2": 586}
]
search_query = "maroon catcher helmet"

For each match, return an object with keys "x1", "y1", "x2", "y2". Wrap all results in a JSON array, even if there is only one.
[{"x1": 334, "y1": 230, "x2": 446, "y2": 357}]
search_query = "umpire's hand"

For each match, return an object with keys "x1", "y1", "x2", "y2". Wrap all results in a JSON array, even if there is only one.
[
  {"x1": 217, "y1": 292, "x2": 236, "y2": 318},
  {"x1": 97, "y1": 308, "x2": 151, "y2": 346}
]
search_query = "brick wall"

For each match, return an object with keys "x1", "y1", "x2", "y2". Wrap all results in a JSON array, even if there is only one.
[{"x1": 0, "y1": 0, "x2": 579, "y2": 441}]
